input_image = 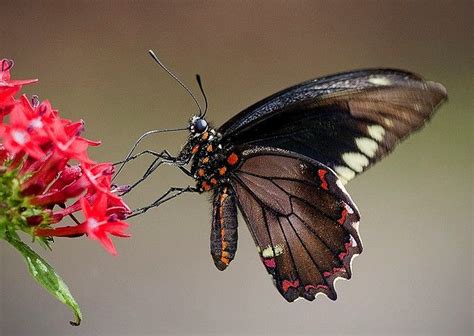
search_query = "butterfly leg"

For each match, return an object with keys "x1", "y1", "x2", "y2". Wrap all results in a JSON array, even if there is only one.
[
  {"x1": 127, "y1": 185, "x2": 197, "y2": 218},
  {"x1": 114, "y1": 149, "x2": 180, "y2": 174},
  {"x1": 115, "y1": 149, "x2": 192, "y2": 195},
  {"x1": 114, "y1": 148, "x2": 192, "y2": 176}
]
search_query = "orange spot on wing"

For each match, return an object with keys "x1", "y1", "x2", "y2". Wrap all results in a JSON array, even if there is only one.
[
  {"x1": 197, "y1": 168, "x2": 205, "y2": 177},
  {"x1": 202, "y1": 181, "x2": 211, "y2": 191},
  {"x1": 227, "y1": 153, "x2": 239, "y2": 165},
  {"x1": 202, "y1": 157, "x2": 209, "y2": 164},
  {"x1": 210, "y1": 177, "x2": 218, "y2": 185},
  {"x1": 192, "y1": 145, "x2": 200, "y2": 154},
  {"x1": 201, "y1": 132, "x2": 209, "y2": 140},
  {"x1": 206, "y1": 144, "x2": 213, "y2": 152}
]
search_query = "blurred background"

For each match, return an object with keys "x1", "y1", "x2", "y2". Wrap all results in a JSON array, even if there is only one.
[{"x1": 0, "y1": 1, "x2": 472, "y2": 335}]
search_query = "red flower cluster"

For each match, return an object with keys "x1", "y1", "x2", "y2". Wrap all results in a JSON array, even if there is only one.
[{"x1": 0, "y1": 59, "x2": 131, "y2": 255}]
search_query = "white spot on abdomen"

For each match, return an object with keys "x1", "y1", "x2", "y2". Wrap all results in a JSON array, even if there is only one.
[
  {"x1": 355, "y1": 137, "x2": 378, "y2": 157},
  {"x1": 367, "y1": 125, "x2": 385, "y2": 142},
  {"x1": 342, "y1": 152, "x2": 369, "y2": 173}
]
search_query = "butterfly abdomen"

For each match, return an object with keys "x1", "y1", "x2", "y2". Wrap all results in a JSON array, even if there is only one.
[{"x1": 210, "y1": 186, "x2": 238, "y2": 270}]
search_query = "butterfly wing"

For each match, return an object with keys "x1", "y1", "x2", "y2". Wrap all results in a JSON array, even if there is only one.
[
  {"x1": 220, "y1": 69, "x2": 447, "y2": 183},
  {"x1": 229, "y1": 146, "x2": 361, "y2": 302}
]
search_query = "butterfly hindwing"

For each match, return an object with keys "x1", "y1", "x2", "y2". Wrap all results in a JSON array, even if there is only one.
[
  {"x1": 230, "y1": 147, "x2": 361, "y2": 302},
  {"x1": 220, "y1": 69, "x2": 447, "y2": 184}
]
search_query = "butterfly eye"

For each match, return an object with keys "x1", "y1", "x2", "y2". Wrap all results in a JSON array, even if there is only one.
[{"x1": 194, "y1": 118, "x2": 208, "y2": 133}]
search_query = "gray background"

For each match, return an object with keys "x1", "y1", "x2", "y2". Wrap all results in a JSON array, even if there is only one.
[{"x1": 0, "y1": 1, "x2": 472, "y2": 335}]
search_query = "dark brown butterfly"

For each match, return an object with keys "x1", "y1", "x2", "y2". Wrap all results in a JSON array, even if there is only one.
[{"x1": 124, "y1": 65, "x2": 447, "y2": 302}]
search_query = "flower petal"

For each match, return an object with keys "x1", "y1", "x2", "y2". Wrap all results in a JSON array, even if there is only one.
[{"x1": 94, "y1": 231, "x2": 117, "y2": 256}]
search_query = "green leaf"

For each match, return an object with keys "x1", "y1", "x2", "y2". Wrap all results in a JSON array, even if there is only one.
[{"x1": 4, "y1": 234, "x2": 82, "y2": 326}]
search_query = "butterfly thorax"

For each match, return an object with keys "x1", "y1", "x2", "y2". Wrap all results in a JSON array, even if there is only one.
[{"x1": 188, "y1": 126, "x2": 240, "y2": 193}]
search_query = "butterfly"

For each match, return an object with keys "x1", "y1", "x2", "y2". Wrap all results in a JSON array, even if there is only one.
[{"x1": 124, "y1": 63, "x2": 447, "y2": 302}]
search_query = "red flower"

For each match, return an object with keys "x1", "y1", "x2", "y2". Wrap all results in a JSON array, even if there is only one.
[
  {"x1": 0, "y1": 59, "x2": 37, "y2": 104},
  {"x1": 46, "y1": 117, "x2": 99, "y2": 163},
  {"x1": 36, "y1": 194, "x2": 130, "y2": 255},
  {"x1": 1, "y1": 58, "x2": 131, "y2": 255},
  {"x1": 0, "y1": 102, "x2": 47, "y2": 159},
  {"x1": 81, "y1": 194, "x2": 130, "y2": 254}
]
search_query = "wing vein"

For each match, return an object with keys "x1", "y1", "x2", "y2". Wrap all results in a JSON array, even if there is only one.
[
  {"x1": 282, "y1": 212, "x2": 331, "y2": 290},
  {"x1": 232, "y1": 176, "x2": 284, "y2": 286},
  {"x1": 276, "y1": 215, "x2": 302, "y2": 286}
]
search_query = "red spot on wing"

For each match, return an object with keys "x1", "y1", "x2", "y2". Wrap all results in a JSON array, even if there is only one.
[
  {"x1": 263, "y1": 258, "x2": 276, "y2": 268},
  {"x1": 318, "y1": 169, "x2": 329, "y2": 190},
  {"x1": 282, "y1": 279, "x2": 300, "y2": 292},
  {"x1": 338, "y1": 207, "x2": 348, "y2": 224},
  {"x1": 338, "y1": 242, "x2": 353, "y2": 261},
  {"x1": 227, "y1": 153, "x2": 239, "y2": 166},
  {"x1": 323, "y1": 267, "x2": 347, "y2": 278},
  {"x1": 305, "y1": 284, "x2": 329, "y2": 291}
]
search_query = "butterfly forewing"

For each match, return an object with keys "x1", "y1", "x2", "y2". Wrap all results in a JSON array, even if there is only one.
[
  {"x1": 220, "y1": 69, "x2": 447, "y2": 183},
  {"x1": 230, "y1": 147, "x2": 361, "y2": 302}
]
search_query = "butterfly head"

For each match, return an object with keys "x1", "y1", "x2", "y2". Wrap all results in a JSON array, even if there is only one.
[{"x1": 190, "y1": 115, "x2": 208, "y2": 135}]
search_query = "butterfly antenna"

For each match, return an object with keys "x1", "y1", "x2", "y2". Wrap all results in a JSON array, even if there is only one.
[
  {"x1": 148, "y1": 50, "x2": 203, "y2": 116},
  {"x1": 112, "y1": 126, "x2": 188, "y2": 181},
  {"x1": 195, "y1": 74, "x2": 208, "y2": 117}
]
